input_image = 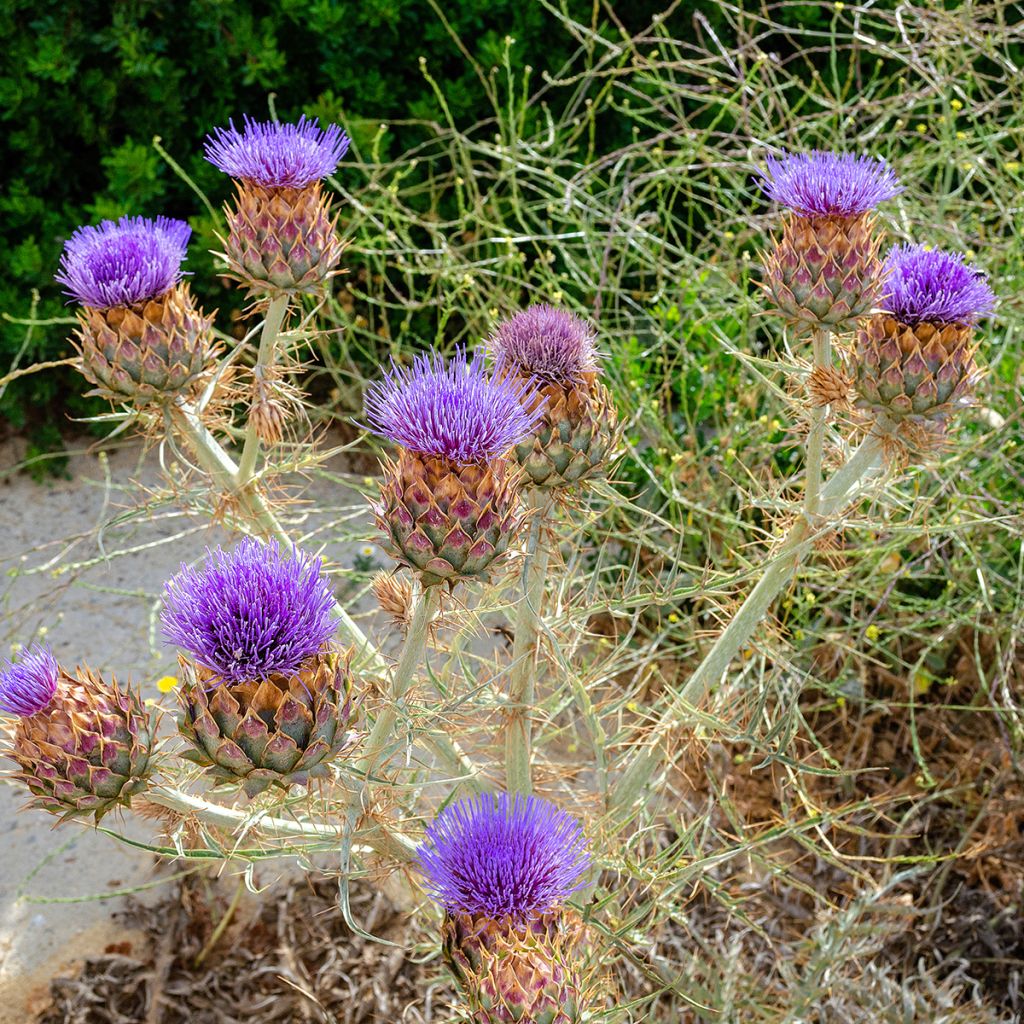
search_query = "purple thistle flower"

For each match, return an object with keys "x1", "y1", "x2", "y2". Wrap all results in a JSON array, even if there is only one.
[
  {"x1": 55, "y1": 216, "x2": 191, "y2": 309},
  {"x1": 417, "y1": 793, "x2": 591, "y2": 922},
  {"x1": 881, "y1": 243, "x2": 996, "y2": 326},
  {"x1": 489, "y1": 304, "x2": 600, "y2": 383},
  {"x1": 161, "y1": 538, "x2": 336, "y2": 685},
  {"x1": 757, "y1": 150, "x2": 903, "y2": 218},
  {"x1": 364, "y1": 348, "x2": 545, "y2": 464},
  {"x1": 0, "y1": 644, "x2": 59, "y2": 717},
  {"x1": 204, "y1": 115, "x2": 350, "y2": 189}
]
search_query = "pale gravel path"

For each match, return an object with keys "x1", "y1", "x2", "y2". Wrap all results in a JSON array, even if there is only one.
[{"x1": 0, "y1": 436, "x2": 383, "y2": 1023}]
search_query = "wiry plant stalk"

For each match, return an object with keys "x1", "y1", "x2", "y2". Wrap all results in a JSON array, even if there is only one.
[
  {"x1": 804, "y1": 326, "x2": 832, "y2": 516},
  {"x1": 611, "y1": 430, "x2": 886, "y2": 823},
  {"x1": 237, "y1": 293, "x2": 289, "y2": 485},
  {"x1": 504, "y1": 490, "x2": 552, "y2": 794}
]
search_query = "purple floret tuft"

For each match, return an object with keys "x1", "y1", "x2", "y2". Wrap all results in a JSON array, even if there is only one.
[
  {"x1": 161, "y1": 538, "x2": 336, "y2": 685},
  {"x1": 55, "y1": 216, "x2": 191, "y2": 309},
  {"x1": 881, "y1": 244, "x2": 996, "y2": 326},
  {"x1": 204, "y1": 115, "x2": 350, "y2": 189},
  {"x1": 417, "y1": 793, "x2": 591, "y2": 922},
  {"x1": 758, "y1": 150, "x2": 903, "y2": 218},
  {"x1": 364, "y1": 348, "x2": 544, "y2": 464},
  {"x1": 0, "y1": 644, "x2": 59, "y2": 717},
  {"x1": 489, "y1": 304, "x2": 599, "y2": 383}
]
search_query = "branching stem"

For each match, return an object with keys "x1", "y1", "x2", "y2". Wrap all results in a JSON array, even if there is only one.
[{"x1": 611, "y1": 430, "x2": 886, "y2": 822}]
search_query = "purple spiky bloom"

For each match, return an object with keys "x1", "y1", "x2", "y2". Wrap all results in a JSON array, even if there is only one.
[
  {"x1": 204, "y1": 115, "x2": 350, "y2": 189},
  {"x1": 55, "y1": 216, "x2": 191, "y2": 309},
  {"x1": 0, "y1": 644, "x2": 59, "y2": 717},
  {"x1": 364, "y1": 348, "x2": 545, "y2": 464},
  {"x1": 418, "y1": 793, "x2": 591, "y2": 922},
  {"x1": 161, "y1": 538, "x2": 336, "y2": 685},
  {"x1": 489, "y1": 304, "x2": 600, "y2": 383},
  {"x1": 758, "y1": 151, "x2": 903, "y2": 218},
  {"x1": 881, "y1": 243, "x2": 996, "y2": 326}
]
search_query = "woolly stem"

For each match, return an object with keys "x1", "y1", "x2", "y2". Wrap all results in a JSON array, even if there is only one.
[
  {"x1": 356, "y1": 583, "x2": 442, "y2": 778},
  {"x1": 237, "y1": 293, "x2": 290, "y2": 486},
  {"x1": 145, "y1": 784, "x2": 418, "y2": 862},
  {"x1": 804, "y1": 327, "x2": 833, "y2": 517},
  {"x1": 504, "y1": 491, "x2": 552, "y2": 794},
  {"x1": 610, "y1": 430, "x2": 885, "y2": 822}
]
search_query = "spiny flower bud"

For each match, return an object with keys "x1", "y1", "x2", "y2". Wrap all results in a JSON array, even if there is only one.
[
  {"x1": 1, "y1": 646, "x2": 154, "y2": 822},
  {"x1": 489, "y1": 304, "x2": 619, "y2": 490},
  {"x1": 852, "y1": 244, "x2": 996, "y2": 448},
  {"x1": 56, "y1": 216, "x2": 214, "y2": 405},
  {"x1": 161, "y1": 539, "x2": 353, "y2": 795},
  {"x1": 364, "y1": 349, "x2": 543, "y2": 588},
  {"x1": 418, "y1": 793, "x2": 591, "y2": 1024},
  {"x1": 758, "y1": 151, "x2": 903, "y2": 331},
  {"x1": 205, "y1": 116, "x2": 349, "y2": 297}
]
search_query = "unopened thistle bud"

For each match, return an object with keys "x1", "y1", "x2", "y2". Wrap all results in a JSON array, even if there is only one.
[
  {"x1": 161, "y1": 538, "x2": 353, "y2": 796},
  {"x1": 0, "y1": 645, "x2": 154, "y2": 821},
  {"x1": 489, "y1": 304, "x2": 618, "y2": 490},
  {"x1": 758, "y1": 151, "x2": 903, "y2": 331},
  {"x1": 364, "y1": 349, "x2": 544, "y2": 588},
  {"x1": 852, "y1": 243, "x2": 995, "y2": 448},
  {"x1": 55, "y1": 216, "x2": 214, "y2": 405},
  {"x1": 418, "y1": 793, "x2": 591, "y2": 1024},
  {"x1": 204, "y1": 116, "x2": 349, "y2": 297}
]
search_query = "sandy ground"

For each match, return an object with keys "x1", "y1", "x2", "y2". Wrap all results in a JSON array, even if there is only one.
[{"x1": 0, "y1": 435, "x2": 383, "y2": 1023}]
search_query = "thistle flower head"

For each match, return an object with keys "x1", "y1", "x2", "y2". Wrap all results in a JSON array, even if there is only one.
[
  {"x1": 55, "y1": 216, "x2": 191, "y2": 308},
  {"x1": 488, "y1": 304, "x2": 599, "y2": 383},
  {"x1": 204, "y1": 115, "x2": 350, "y2": 189},
  {"x1": 0, "y1": 644, "x2": 59, "y2": 717},
  {"x1": 881, "y1": 243, "x2": 996, "y2": 326},
  {"x1": 418, "y1": 793, "x2": 591, "y2": 922},
  {"x1": 161, "y1": 538, "x2": 336, "y2": 685},
  {"x1": 758, "y1": 151, "x2": 903, "y2": 218},
  {"x1": 364, "y1": 349, "x2": 544, "y2": 464}
]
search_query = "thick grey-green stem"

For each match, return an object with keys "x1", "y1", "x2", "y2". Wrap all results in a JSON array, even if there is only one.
[
  {"x1": 145, "y1": 784, "x2": 417, "y2": 862},
  {"x1": 356, "y1": 583, "x2": 441, "y2": 779},
  {"x1": 504, "y1": 491, "x2": 552, "y2": 794},
  {"x1": 804, "y1": 327, "x2": 832, "y2": 516},
  {"x1": 237, "y1": 293, "x2": 290, "y2": 486},
  {"x1": 610, "y1": 431, "x2": 885, "y2": 822}
]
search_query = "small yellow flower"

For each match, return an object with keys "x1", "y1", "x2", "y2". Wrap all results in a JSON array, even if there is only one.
[
  {"x1": 626, "y1": 700, "x2": 641, "y2": 713},
  {"x1": 916, "y1": 124, "x2": 927, "y2": 134},
  {"x1": 667, "y1": 612, "x2": 679, "y2": 624},
  {"x1": 156, "y1": 675, "x2": 178, "y2": 694},
  {"x1": 950, "y1": 98, "x2": 963, "y2": 111},
  {"x1": 1004, "y1": 160, "x2": 1021, "y2": 173},
  {"x1": 834, "y1": 0, "x2": 844, "y2": 9},
  {"x1": 794, "y1": 628, "x2": 805, "y2": 642},
  {"x1": 865, "y1": 624, "x2": 880, "y2": 642},
  {"x1": 836, "y1": 695, "x2": 847, "y2": 709},
  {"x1": 956, "y1": 131, "x2": 967, "y2": 140},
  {"x1": 802, "y1": 590, "x2": 816, "y2": 606}
]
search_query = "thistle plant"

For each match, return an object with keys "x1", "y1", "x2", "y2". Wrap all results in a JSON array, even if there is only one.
[
  {"x1": 0, "y1": 645, "x2": 154, "y2": 821},
  {"x1": 7, "y1": 105, "x2": 1007, "y2": 1024},
  {"x1": 418, "y1": 793, "x2": 591, "y2": 1024},
  {"x1": 161, "y1": 538, "x2": 354, "y2": 796},
  {"x1": 853, "y1": 243, "x2": 996, "y2": 452},
  {"x1": 55, "y1": 215, "x2": 214, "y2": 405}
]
